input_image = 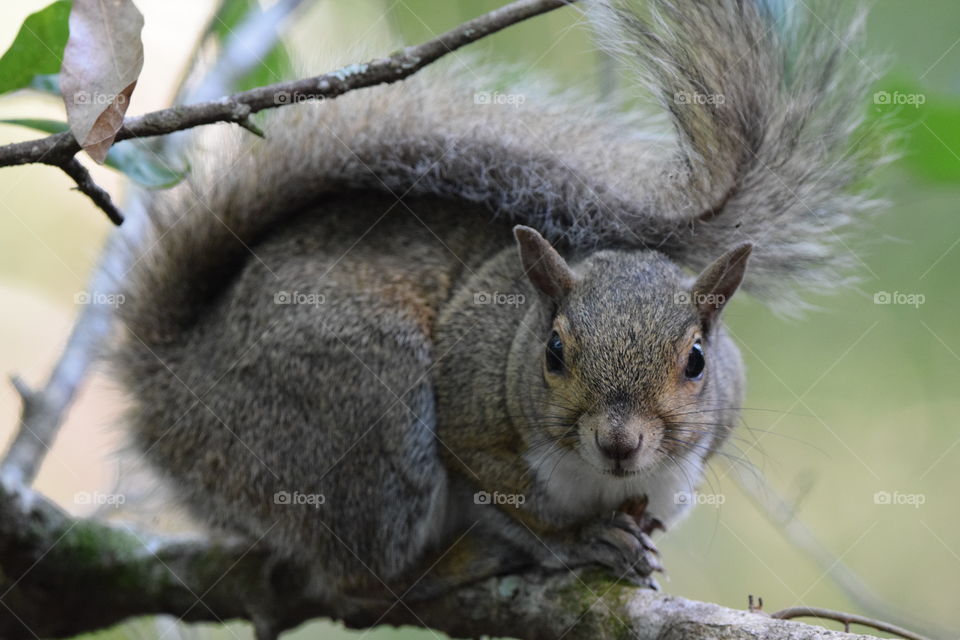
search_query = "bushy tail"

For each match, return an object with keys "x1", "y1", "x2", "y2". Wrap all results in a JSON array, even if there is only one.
[
  {"x1": 116, "y1": 0, "x2": 883, "y2": 350},
  {"x1": 594, "y1": 0, "x2": 885, "y2": 301}
]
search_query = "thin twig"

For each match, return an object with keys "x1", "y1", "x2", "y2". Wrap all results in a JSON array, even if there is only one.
[
  {"x1": 0, "y1": 0, "x2": 572, "y2": 169},
  {"x1": 58, "y1": 158, "x2": 125, "y2": 224},
  {"x1": 771, "y1": 607, "x2": 932, "y2": 640},
  {"x1": 733, "y1": 469, "x2": 948, "y2": 640},
  {"x1": 0, "y1": 300, "x2": 115, "y2": 487}
]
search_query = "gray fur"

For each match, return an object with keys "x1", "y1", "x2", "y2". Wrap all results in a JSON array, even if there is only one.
[{"x1": 111, "y1": 0, "x2": 881, "y2": 597}]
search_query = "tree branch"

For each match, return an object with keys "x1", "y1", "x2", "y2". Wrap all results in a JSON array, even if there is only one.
[
  {"x1": 0, "y1": 291, "x2": 115, "y2": 487},
  {"x1": 0, "y1": 481, "x2": 880, "y2": 640},
  {"x1": 771, "y1": 607, "x2": 931, "y2": 640},
  {"x1": 59, "y1": 157, "x2": 125, "y2": 224},
  {"x1": 0, "y1": 0, "x2": 572, "y2": 170}
]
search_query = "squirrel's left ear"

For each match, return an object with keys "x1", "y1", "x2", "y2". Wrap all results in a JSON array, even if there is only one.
[
  {"x1": 690, "y1": 243, "x2": 752, "y2": 332},
  {"x1": 514, "y1": 225, "x2": 576, "y2": 302}
]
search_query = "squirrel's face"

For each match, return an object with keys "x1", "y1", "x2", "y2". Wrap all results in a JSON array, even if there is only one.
[{"x1": 513, "y1": 226, "x2": 751, "y2": 478}]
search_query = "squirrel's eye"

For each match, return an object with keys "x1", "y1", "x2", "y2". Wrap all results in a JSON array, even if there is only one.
[
  {"x1": 546, "y1": 331, "x2": 565, "y2": 374},
  {"x1": 684, "y1": 342, "x2": 705, "y2": 380}
]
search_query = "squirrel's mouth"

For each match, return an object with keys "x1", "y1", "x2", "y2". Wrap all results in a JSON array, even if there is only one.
[{"x1": 607, "y1": 464, "x2": 641, "y2": 478}]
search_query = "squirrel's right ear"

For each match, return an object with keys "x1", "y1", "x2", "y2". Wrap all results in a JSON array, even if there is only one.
[
  {"x1": 514, "y1": 225, "x2": 576, "y2": 302},
  {"x1": 690, "y1": 243, "x2": 752, "y2": 332}
]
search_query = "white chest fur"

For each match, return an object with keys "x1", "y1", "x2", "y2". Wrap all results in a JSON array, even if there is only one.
[{"x1": 524, "y1": 444, "x2": 710, "y2": 528}]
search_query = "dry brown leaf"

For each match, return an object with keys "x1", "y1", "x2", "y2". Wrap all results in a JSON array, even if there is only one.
[{"x1": 60, "y1": 0, "x2": 144, "y2": 164}]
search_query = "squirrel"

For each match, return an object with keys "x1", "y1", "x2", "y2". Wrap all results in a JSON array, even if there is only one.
[{"x1": 111, "y1": 0, "x2": 879, "y2": 599}]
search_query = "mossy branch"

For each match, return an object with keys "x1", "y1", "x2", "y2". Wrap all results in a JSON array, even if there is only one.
[{"x1": 0, "y1": 482, "x2": 883, "y2": 640}]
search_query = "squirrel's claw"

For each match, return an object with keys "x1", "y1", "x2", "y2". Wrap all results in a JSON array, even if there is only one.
[
  {"x1": 572, "y1": 510, "x2": 663, "y2": 587},
  {"x1": 639, "y1": 531, "x2": 659, "y2": 556}
]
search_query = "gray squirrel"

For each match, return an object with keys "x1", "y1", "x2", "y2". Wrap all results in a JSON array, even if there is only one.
[{"x1": 112, "y1": 0, "x2": 879, "y2": 599}]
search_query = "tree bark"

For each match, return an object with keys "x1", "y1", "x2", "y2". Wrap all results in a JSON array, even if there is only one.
[{"x1": 0, "y1": 483, "x2": 877, "y2": 640}]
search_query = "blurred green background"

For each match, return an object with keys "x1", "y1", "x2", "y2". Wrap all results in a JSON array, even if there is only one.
[{"x1": 1, "y1": 0, "x2": 958, "y2": 638}]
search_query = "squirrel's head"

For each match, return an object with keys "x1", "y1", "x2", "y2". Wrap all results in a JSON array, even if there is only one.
[{"x1": 510, "y1": 226, "x2": 750, "y2": 479}]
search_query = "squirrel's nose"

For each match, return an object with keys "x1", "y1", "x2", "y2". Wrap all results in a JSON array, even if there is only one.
[{"x1": 595, "y1": 431, "x2": 641, "y2": 461}]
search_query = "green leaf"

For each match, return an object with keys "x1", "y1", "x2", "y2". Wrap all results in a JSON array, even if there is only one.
[
  {"x1": 869, "y1": 78, "x2": 960, "y2": 184},
  {"x1": 235, "y1": 40, "x2": 292, "y2": 93},
  {"x1": 29, "y1": 73, "x2": 61, "y2": 95},
  {"x1": 0, "y1": 1, "x2": 72, "y2": 95},
  {"x1": 0, "y1": 118, "x2": 187, "y2": 189},
  {"x1": 207, "y1": 0, "x2": 293, "y2": 92},
  {"x1": 0, "y1": 117, "x2": 68, "y2": 135},
  {"x1": 106, "y1": 139, "x2": 188, "y2": 190},
  {"x1": 210, "y1": 0, "x2": 256, "y2": 39},
  {"x1": 902, "y1": 101, "x2": 960, "y2": 183}
]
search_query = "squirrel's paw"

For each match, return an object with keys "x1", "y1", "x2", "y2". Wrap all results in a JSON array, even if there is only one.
[
  {"x1": 619, "y1": 495, "x2": 666, "y2": 538},
  {"x1": 573, "y1": 511, "x2": 663, "y2": 589}
]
